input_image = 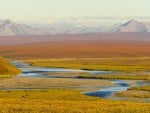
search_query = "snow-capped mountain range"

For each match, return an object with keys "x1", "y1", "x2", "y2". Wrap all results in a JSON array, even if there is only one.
[{"x1": 1, "y1": 19, "x2": 150, "y2": 36}]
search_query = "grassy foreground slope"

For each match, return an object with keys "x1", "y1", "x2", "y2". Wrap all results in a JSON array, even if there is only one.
[
  {"x1": 0, "y1": 57, "x2": 21, "y2": 76},
  {"x1": 0, "y1": 89, "x2": 149, "y2": 113}
]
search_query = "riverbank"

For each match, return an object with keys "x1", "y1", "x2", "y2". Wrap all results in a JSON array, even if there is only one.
[
  {"x1": 116, "y1": 85, "x2": 150, "y2": 99},
  {"x1": 25, "y1": 58, "x2": 150, "y2": 80},
  {"x1": 26, "y1": 58, "x2": 150, "y2": 72}
]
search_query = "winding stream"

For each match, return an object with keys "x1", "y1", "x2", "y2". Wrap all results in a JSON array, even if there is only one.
[
  {"x1": 12, "y1": 61, "x2": 112, "y2": 78},
  {"x1": 12, "y1": 61, "x2": 146, "y2": 99},
  {"x1": 84, "y1": 80, "x2": 130, "y2": 98}
]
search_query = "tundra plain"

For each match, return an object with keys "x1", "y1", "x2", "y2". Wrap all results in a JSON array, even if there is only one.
[{"x1": 0, "y1": 34, "x2": 150, "y2": 113}]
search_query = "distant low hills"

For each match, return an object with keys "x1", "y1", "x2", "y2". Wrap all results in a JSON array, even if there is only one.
[
  {"x1": 1, "y1": 19, "x2": 150, "y2": 36},
  {"x1": 0, "y1": 57, "x2": 21, "y2": 75}
]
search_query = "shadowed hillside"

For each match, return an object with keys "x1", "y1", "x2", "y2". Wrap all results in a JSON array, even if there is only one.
[{"x1": 0, "y1": 57, "x2": 21, "y2": 75}]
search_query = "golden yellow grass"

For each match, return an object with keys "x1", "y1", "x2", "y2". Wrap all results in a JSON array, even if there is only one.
[
  {"x1": 0, "y1": 89, "x2": 149, "y2": 113},
  {"x1": 116, "y1": 85, "x2": 150, "y2": 98},
  {"x1": 116, "y1": 90, "x2": 150, "y2": 98},
  {"x1": 129, "y1": 85, "x2": 150, "y2": 91},
  {"x1": 0, "y1": 57, "x2": 21, "y2": 76},
  {"x1": 46, "y1": 71, "x2": 93, "y2": 78},
  {"x1": 78, "y1": 74, "x2": 150, "y2": 80},
  {"x1": 0, "y1": 75, "x2": 13, "y2": 79}
]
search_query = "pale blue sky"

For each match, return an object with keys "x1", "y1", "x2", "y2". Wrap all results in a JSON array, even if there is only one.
[{"x1": 0, "y1": 0, "x2": 149, "y2": 23}]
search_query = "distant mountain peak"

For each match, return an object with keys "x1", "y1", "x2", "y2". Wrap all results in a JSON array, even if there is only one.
[
  {"x1": 4, "y1": 19, "x2": 11, "y2": 23},
  {"x1": 122, "y1": 19, "x2": 140, "y2": 26},
  {"x1": 0, "y1": 19, "x2": 44, "y2": 36}
]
